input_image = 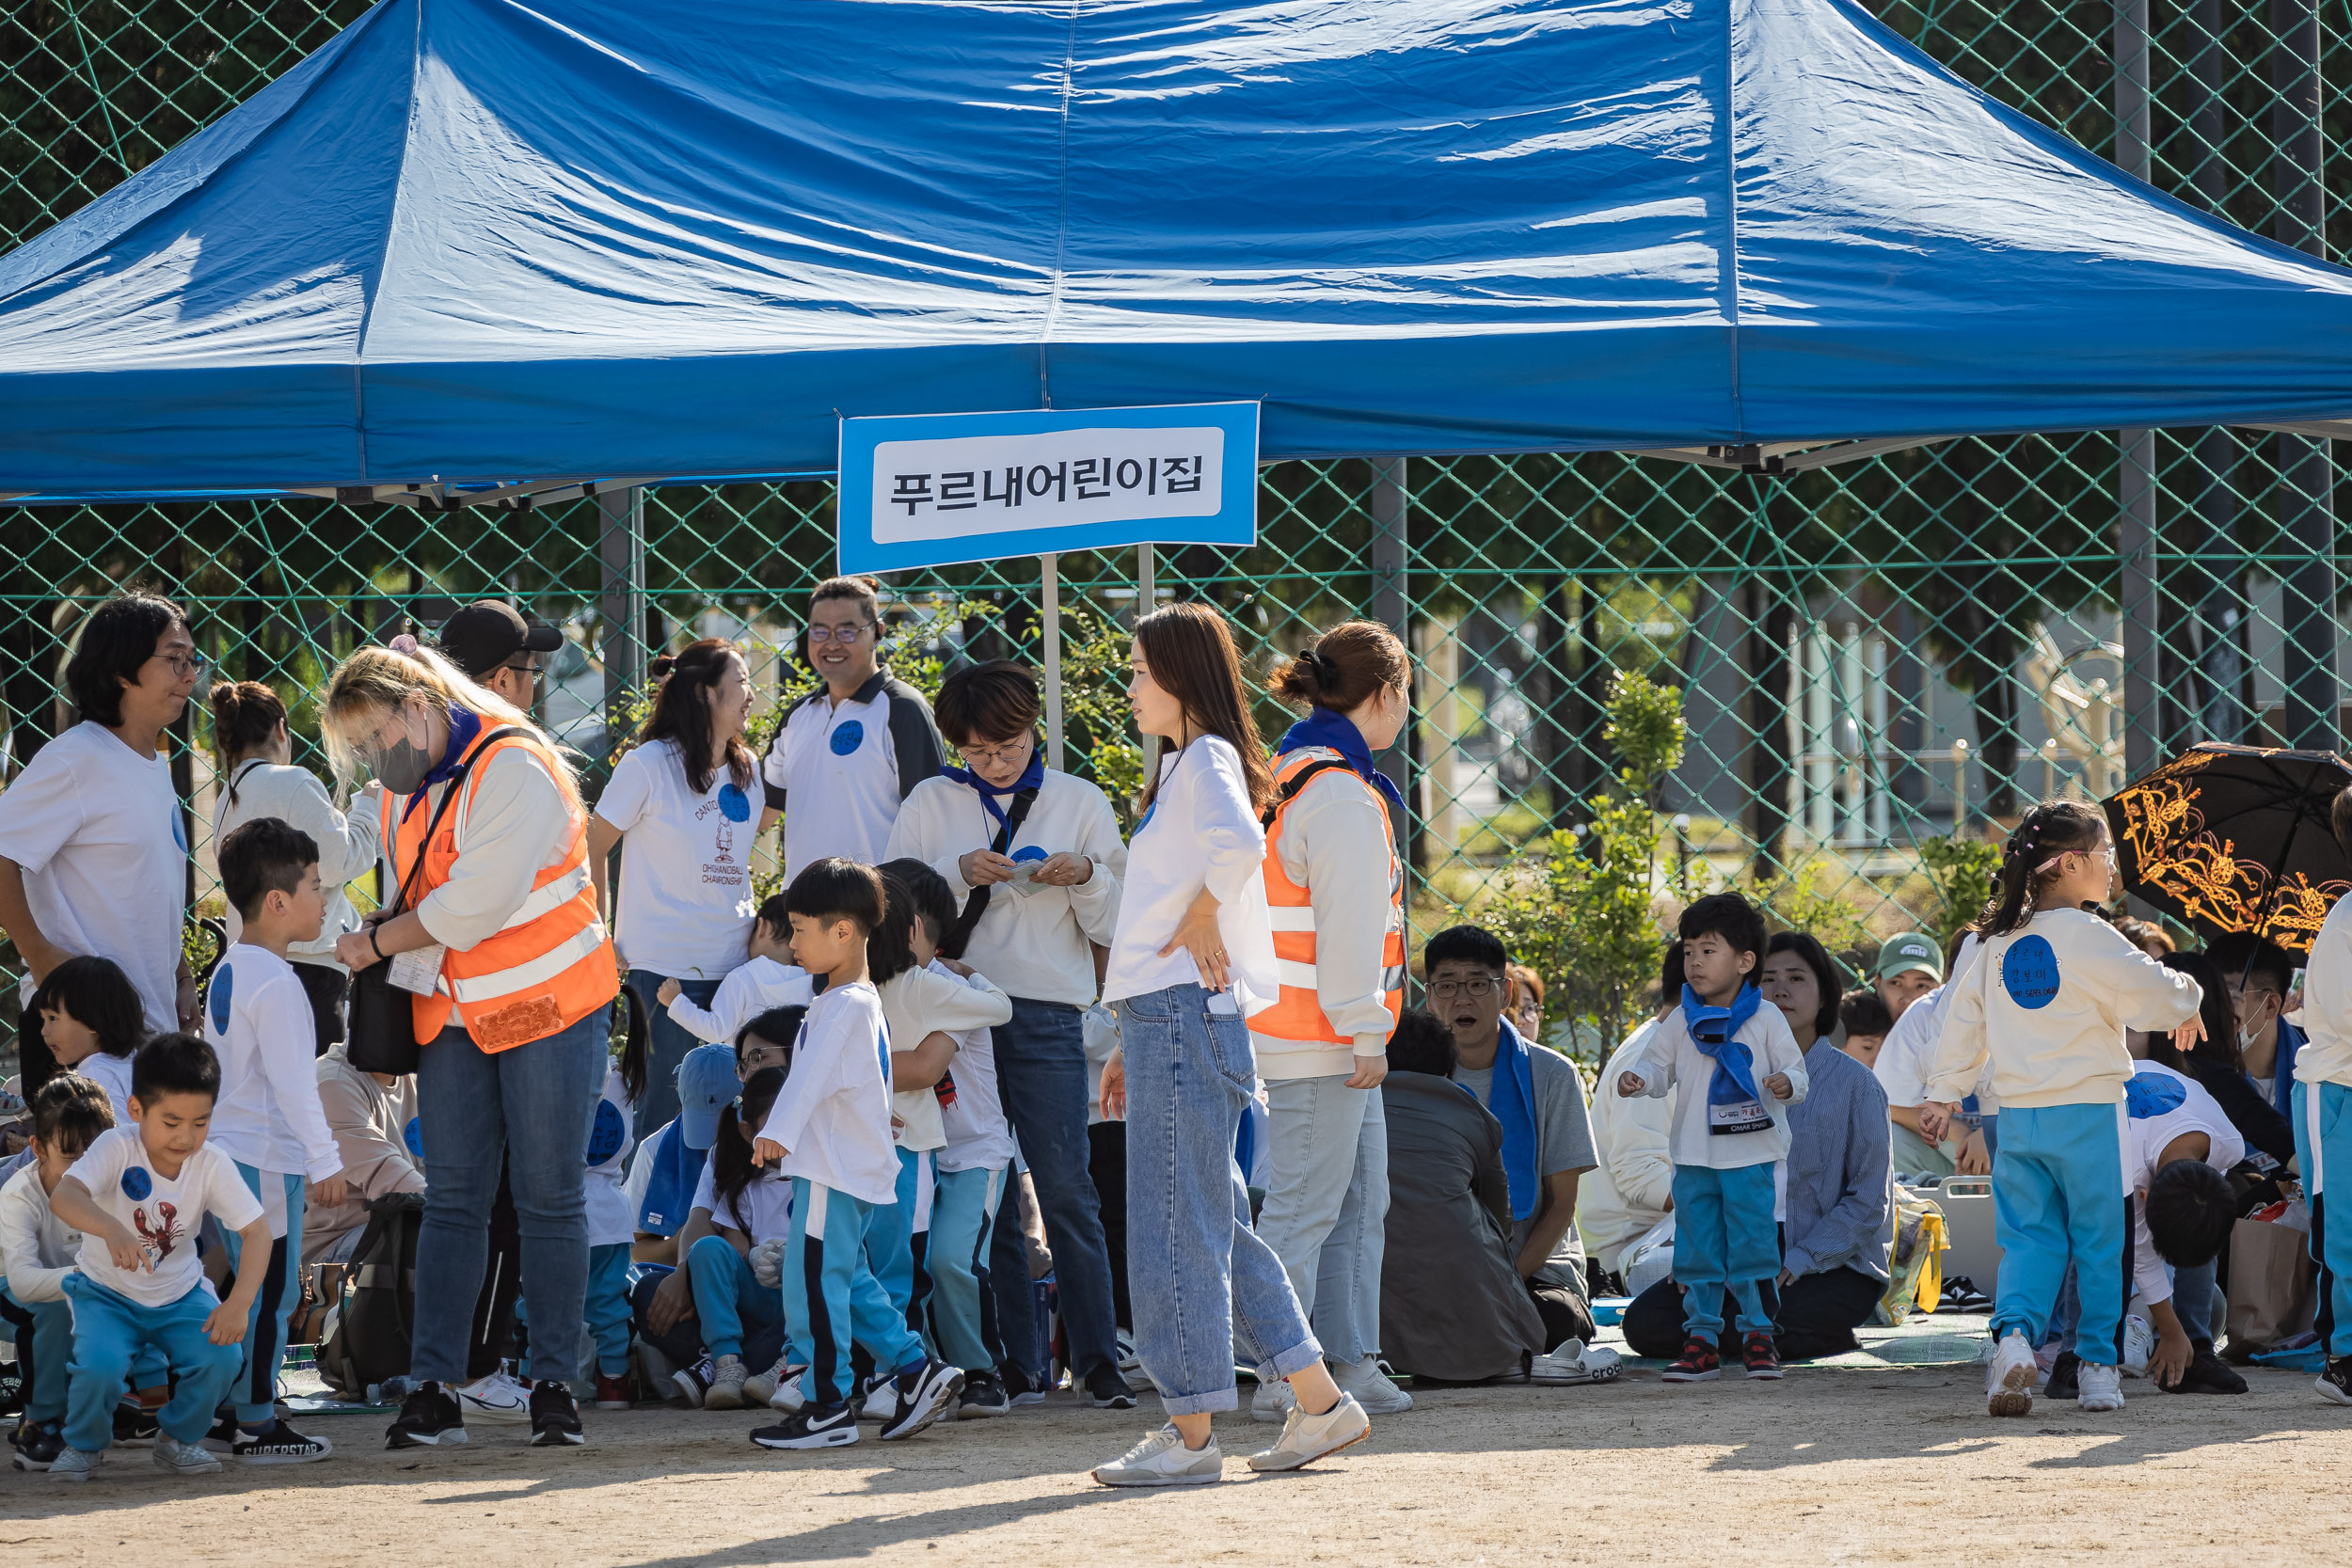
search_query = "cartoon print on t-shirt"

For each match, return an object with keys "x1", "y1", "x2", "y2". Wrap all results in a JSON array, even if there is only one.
[
  {"x1": 132, "y1": 1199, "x2": 183, "y2": 1266},
  {"x1": 694, "y1": 793, "x2": 750, "y2": 902}
]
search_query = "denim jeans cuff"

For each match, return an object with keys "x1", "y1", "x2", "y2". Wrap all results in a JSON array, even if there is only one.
[
  {"x1": 1258, "y1": 1336, "x2": 1326, "y2": 1385},
  {"x1": 1156, "y1": 1384, "x2": 1242, "y2": 1417}
]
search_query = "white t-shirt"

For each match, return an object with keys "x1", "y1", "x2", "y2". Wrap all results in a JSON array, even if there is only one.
[
  {"x1": 762, "y1": 673, "x2": 944, "y2": 884},
  {"x1": 595, "y1": 739, "x2": 759, "y2": 979},
  {"x1": 0, "y1": 721, "x2": 186, "y2": 1032},
  {"x1": 691, "y1": 1152, "x2": 795, "y2": 1245},
  {"x1": 933, "y1": 961, "x2": 1015, "y2": 1173},
  {"x1": 214, "y1": 761, "x2": 380, "y2": 970},
  {"x1": 666, "y1": 956, "x2": 815, "y2": 1045},
  {"x1": 1875, "y1": 935, "x2": 1998, "y2": 1117},
  {"x1": 584, "y1": 1065, "x2": 640, "y2": 1247},
  {"x1": 203, "y1": 944, "x2": 342, "y2": 1183},
  {"x1": 1103, "y1": 736, "x2": 1279, "y2": 1015},
  {"x1": 764, "y1": 980, "x2": 899, "y2": 1205},
  {"x1": 67, "y1": 1126, "x2": 262, "y2": 1307},
  {"x1": 72, "y1": 1052, "x2": 135, "y2": 1127},
  {"x1": 2124, "y1": 1061, "x2": 2246, "y2": 1305},
  {"x1": 880, "y1": 962, "x2": 1012, "y2": 1154}
]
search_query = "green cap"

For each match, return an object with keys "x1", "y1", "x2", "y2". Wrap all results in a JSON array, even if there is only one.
[{"x1": 1876, "y1": 932, "x2": 1944, "y2": 983}]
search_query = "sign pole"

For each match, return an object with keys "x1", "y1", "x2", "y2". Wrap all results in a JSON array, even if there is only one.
[
  {"x1": 1041, "y1": 552, "x2": 1063, "y2": 769},
  {"x1": 1137, "y1": 543, "x2": 1155, "y2": 619}
]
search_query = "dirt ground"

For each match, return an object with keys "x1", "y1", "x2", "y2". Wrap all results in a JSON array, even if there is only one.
[{"x1": 8, "y1": 1364, "x2": 2351, "y2": 1564}]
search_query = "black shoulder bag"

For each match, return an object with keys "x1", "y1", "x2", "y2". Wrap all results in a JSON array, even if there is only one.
[
  {"x1": 940, "y1": 786, "x2": 1040, "y2": 961},
  {"x1": 344, "y1": 727, "x2": 528, "y2": 1075}
]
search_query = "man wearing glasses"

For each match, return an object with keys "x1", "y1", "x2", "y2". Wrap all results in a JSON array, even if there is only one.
[
  {"x1": 437, "y1": 599, "x2": 561, "y2": 713},
  {"x1": 0, "y1": 590, "x2": 207, "y2": 1091},
  {"x1": 760, "y1": 576, "x2": 946, "y2": 882}
]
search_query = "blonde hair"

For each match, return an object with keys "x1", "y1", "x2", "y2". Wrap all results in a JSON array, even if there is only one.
[{"x1": 321, "y1": 643, "x2": 574, "y2": 800}]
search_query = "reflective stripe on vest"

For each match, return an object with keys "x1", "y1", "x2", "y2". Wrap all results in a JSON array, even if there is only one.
[
  {"x1": 1252, "y1": 747, "x2": 1405, "y2": 1046},
  {"x1": 380, "y1": 727, "x2": 619, "y2": 1052}
]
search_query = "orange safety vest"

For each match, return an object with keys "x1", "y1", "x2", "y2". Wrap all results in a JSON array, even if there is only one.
[
  {"x1": 379, "y1": 725, "x2": 619, "y2": 1052},
  {"x1": 1252, "y1": 747, "x2": 1405, "y2": 1045}
]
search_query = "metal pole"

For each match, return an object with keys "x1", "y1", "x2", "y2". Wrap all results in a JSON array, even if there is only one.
[
  {"x1": 1041, "y1": 552, "x2": 1063, "y2": 768},
  {"x1": 1136, "y1": 544, "x2": 1154, "y2": 623},
  {"x1": 1370, "y1": 458, "x2": 1410, "y2": 849},
  {"x1": 2274, "y1": 0, "x2": 2339, "y2": 751},
  {"x1": 2114, "y1": 0, "x2": 2161, "y2": 782},
  {"x1": 598, "y1": 486, "x2": 645, "y2": 726}
]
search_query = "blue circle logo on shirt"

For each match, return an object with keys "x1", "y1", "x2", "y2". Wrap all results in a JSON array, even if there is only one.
[
  {"x1": 717, "y1": 782, "x2": 752, "y2": 823},
  {"x1": 2001, "y1": 935, "x2": 2061, "y2": 1010},
  {"x1": 1010, "y1": 845, "x2": 1048, "y2": 863},
  {"x1": 208, "y1": 963, "x2": 233, "y2": 1034},
  {"x1": 170, "y1": 810, "x2": 187, "y2": 853},
  {"x1": 120, "y1": 1166, "x2": 152, "y2": 1201},
  {"x1": 2125, "y1": 1069, "x2": 2189, "y2": 1120},
  {"x1": 586, "y1": 1099, "x2": 628, "y2": 1165},
  {"x1": 403, "y1": 1117, "x2": 424, "y2": 1159},
  {"x1": 829, "y1": 721, "x2": 865, "y2": 756}
]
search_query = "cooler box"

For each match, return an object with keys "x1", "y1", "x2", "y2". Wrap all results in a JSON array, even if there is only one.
[{"x1": 1937, "y1": 1176, "x2": 2004, "y2": 1293}]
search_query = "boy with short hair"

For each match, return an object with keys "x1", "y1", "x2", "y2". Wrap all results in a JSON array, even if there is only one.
[
  {"x1": 1836, "y1": 988, "x2": 1894, "y2": 1069},
  {"x1": 2, "y1": 1075, "x2": 113, "y2": 1470},
  {"x1": 659, "y1": 894, "x2": 817, "y2": 1045},
  {"x1": 204, "y1": 816, "x2": 346, "y2": 1464},
  {"x1": 1618, "y1": 893, "x2": 1807, "y2": 1383},
  {"x1": 747, "y1": 858, "x2": 964, "y2": 1449},
  {"x1": 45, "y1": 1034, "x2": 276, "y2": 1481}
]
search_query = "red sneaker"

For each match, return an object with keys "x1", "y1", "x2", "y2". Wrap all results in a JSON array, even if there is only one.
[
  {"x1": 594, "y1": 1371, "x2": 632, "y2": 1411},
  {"x1": 1742, "y1": 1330, "x2": 1783, "y2": 1381},
  {"x1": 1661, "y1": 1335, "x2": 1721, "y2": 1383}
]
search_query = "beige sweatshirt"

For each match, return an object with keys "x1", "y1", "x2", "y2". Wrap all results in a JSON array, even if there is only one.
[{"x1": 1927, "y1": 907, "x2": 2200, "y2": 1109}]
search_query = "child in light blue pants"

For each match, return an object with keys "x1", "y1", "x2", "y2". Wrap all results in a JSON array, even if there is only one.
[
  {"x1": 1989, "y1": 1103, "x2": 2130, "y2": 1361},
  {"x1": 689, "y1": 1234, "x2": 788, "y2": 1364},
  {"x1": 787, "y1": 1178, "x2": 930, "y2": 1412},
  {"x1": 219, "y1": 1166, "x2": 306, "y2": 1429},
  {"x1": 586, "y1": 1243, "x2": 635, "y2": 1386},
  {"x1": 1670, "y1": 1164, "x2": 1780, "y2": 1341},
  {"x1": 927, "y1": 1164, "x2": 1005, "y2": 1372},
  {"x1": 61, "y1": 1276, "x2": 242, "y2": 1457}
]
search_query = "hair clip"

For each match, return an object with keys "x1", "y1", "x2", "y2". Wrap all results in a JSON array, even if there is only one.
[{"x1": 389, "y1": 634, "x2": 420, "y2": 656}]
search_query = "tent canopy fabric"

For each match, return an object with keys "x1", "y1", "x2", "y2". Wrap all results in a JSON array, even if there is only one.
[{"x1": 6, "y1": 0, "x2": 2352, "y2": 502}]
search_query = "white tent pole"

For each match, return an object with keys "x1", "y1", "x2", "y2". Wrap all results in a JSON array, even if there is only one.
[
  {"x1": 1041, "y1": 552, "x2": 1063, "y2": 769},
  {"x1": 1137, "y1": 543, "x2": 1154, "y2": 618}
]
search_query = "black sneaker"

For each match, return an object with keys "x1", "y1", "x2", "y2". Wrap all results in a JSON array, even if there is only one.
[
  {"x1": 2163, "y1": 1340, "x2": 2249, "y2": 1396},
  {"x1": 672, "y1": 1356, "x2": 713, "y2": 1410},
  {"x1": 528, "y1": 1380, "x2": 585, "y2": 1447},
  {"x1": 1082, "y1": 1365, "x2": 1136, "y2": 1410},
  {"x1": 957, "y1": 1370, "x2": 1009, "y2": 1419},
  {"x1": 234, "y1": 1418, "x2": 334, "y2": 1465},
  {"x1": 385, "y1": 1382, "x2": 468, "y2": 1449},
  {"x1": 112, "y1": 1401, "x2": 160, "y2": 1447},
  {"x1": 2044, "y1": 1351, "x2": 2081, "y2": 1402},
  {"x1": 752, "y1": 1403, "x2": 860, "y2": 1449},
  {"x1": 201, "y1": 1409, "x2": 240, "y2": 1454},
  {"x1": 10, "y1": 1419, "x2": 63, "y2": 1471},
  {"x1": 878, "y1": 1358, "x2": 964, "y2": 1441},
  {"x1": 1001, "y1": 1361, "x2": 1050, "y2": 1407},
  {"x1": 2316, "y1": 1355, "x2": 2352, "y2": 1407}
]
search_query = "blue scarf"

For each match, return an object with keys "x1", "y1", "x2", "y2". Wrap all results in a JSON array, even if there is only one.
[
  {"x1": 399, "y1": 704, "x2": 482, "y2": 822},
  {"x1": 1276, "y1": 706, "x2": 1407, "y2": 816},
  {"x1": 939, "y1": 751, "x2": 1045, "y2": 834},
  {"x1": 1486, "y1": 1019, "x2": 1542, "y2": 1223},
  {"x1": 1680, "y1": 982, "x2": 1765, "y2": 1106}
]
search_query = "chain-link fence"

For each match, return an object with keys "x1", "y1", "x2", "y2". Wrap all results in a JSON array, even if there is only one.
[{"x1": 5, "y1": 0, "x2": 2350, "y2": 1048}]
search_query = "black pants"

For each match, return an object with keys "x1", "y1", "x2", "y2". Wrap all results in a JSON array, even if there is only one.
[
  {"x1": 0, "y1": 1291, "x2": 35, "y2": 1420},
  {"x1": 466, "y1": 1161, "x2": 522, "y2": 1382},
  {"x1": 1624, "y1": 1266, "x2": 1883, "y2": 1362},
  {"x1": 1089, "y1": 1120, "x2": 1131, "y2": 1332},
  {"x1": 1531, "y1": 1268, "x2": 1596, "y2": 1354},
  {"x1": 291, "y1": 961, "x2": 348, "y2": 1054}
]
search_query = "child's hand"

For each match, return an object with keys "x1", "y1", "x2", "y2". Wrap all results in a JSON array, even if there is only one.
[
  {"x1": 1764, "y1": 1071, "x2": 1792, "y2": 1101},
  {"x1": 1616, "y1": 1071, "x2": 1645, "y2": 1098},
  {"x1": 203, "y1": 1298, "x2": 249, "y2": 1345},
  {"x1": 751, "y1": 1135, "x2": 787, "y2": 1168},
  {"x1": 2151, "y1": 1323, "x2": 2195, "y2": 1388},
  {"x1": 657, "y1": 978, "x2": 682, "y2": 1006},
  {"x1": 2171, "y1": 1012, "x2": 2207, "y2": 1053},
  {"x1": 1917, "y1": 1101, "x2": 1961, "y2": 1143},
  {"x1": 936, "y1": 958, "x2": 975, "y2": 978},
  {"x1": 309, "y1": 1173, "x2": 347, "y2": 1211},
  {"x1": 102, "y1": 1222, "x2": 148, "y2": 1274}
]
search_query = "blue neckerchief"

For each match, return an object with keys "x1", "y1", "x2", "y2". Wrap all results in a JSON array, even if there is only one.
[
  {"x1": 1485, "y1": 1018, "x2": 1542, "y2": 1223},
  {"x1": 938, "y1": 751, "x2": 1044, "y2": 834},
  {"x1": 1276, "y1": 706, "x2": 1407, "y2": 816},
  {"x1": 1680, "y1": 982, "x2": 1765, "y2": 1105},
  {"x1": 634, "y1": 1119, "x2": 711, "y2": 1236},
  {"x1": 399, "y1": 704, "x2": 483, "y2": 822}
]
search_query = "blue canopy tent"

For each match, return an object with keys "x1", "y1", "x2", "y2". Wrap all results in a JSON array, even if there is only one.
[{"x1": 4, "y1": 0, "x2": 2352, "y2": 506}]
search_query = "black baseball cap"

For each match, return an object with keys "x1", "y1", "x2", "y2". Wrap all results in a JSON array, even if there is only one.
[{"x1": 440, "y1": 600, "x2": 563, "y2": 680}]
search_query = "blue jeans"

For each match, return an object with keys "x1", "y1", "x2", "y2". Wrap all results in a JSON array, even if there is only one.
[
  {"x1": 586, "y1": 1242, "x2": 635, "y2": 1376},
  {"x1": 2294, "y1": 1079, "x2": 2352, "y2": 1356},
  {"x1": 629, "y1": 969, "x2": 721, "y2": 1145},
  {"x1": 1671, "y1": 1163, "x2": 1779, "y2": 1337},
  {"x1": 787, "y1": 1180, "x2": 925, "y2": 1410},
  {"x1": 1258, "y1": 1073, "x2": 1389, "y2": 1366},
  {"x1": 3, "y1": 1284, "x2": 70, "y2": 1425},
  {"x1": 1993, "y1": 1101, "x2": 2129, "y2": 1361},
  {"x1": 411, "y1": 1006, "x2": 609, "y2": 1385},
  {"x1": 930, "y1": 1164, "x2": 1005, "y2": 1371},
  {"x1": 1116, "y1": 983, "x2": 1321, "y2": 1416},
  {"x1": 221, "y1": 1165, "x2": 306, "y2": 1425},
  {"x1": 60, "y1": 1275, "x2": 240, "y2": 1453},
  {"x1": 687, "y1": 1235, "x2": 787, "y2": 1361},
  {"x1": 987, "y1": 997, "x2": 1120, "y2": 1383}
]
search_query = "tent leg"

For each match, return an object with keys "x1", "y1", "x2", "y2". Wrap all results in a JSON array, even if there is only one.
[
  {"x1": 2274, "y1": 0, "x2": 2338, "y2": 752},
  {"x1": 599, "y1": 485, "x2": 645, "y2": 716},
  {"x1": 1370, "y1": 457, "x2": 1411, "y2": 854},
  {"x1": 1137, "y1": 544, "x2": 1154, "y2": 621},
  {"x1": 1041, "y1": 552, "x2": 1062, "y2": 770}
]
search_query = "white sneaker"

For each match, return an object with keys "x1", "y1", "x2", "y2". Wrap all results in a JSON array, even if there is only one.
[
  {"x1": 2120, "y1": 1315, "x2": 2153, "y2": 1378},
  {"x1": 1091, "y1": 1424, "x2": 1224, "y2": 1488},
  {"x1": 859, "y1": 1379, "x2": 898, "y2": 1424},
  {"x1": 769, "y1": 1369, "x2": 809, "y2": 1414},
  {"x1": 1330, "y1": 1354, "x2": 1414, "y2": 1412},
  {"x1": 152, "y1": 1433, "x2": 223, "y2": 1477},
  {"x1": 2077, "y1": 1361, "x2": 2126, "y2": 1412},
  {"x1": 1250, "y1": 1378, "x2": 1295, "y2": 1423},
  {"x1": 1986, "y1": 1329, "x2": 2037, "y2": 1418},
  {"x1": 1529, "y1": 1340, "x2": 1622, "y2": 1386},
  {"x1": 48, "y1": 1447, "x2": 102, "y2": 1483},
  {"x1": 454, "y1": 1370, "x2": 532, "y2": 1426},
  {"x1": 741, "y1": 1357, "x2": 793, "y2": 1407},
  {"x1": 704, "y1": 1354, "x2": 750, "y2": 1411},
  {"x1": 1248, "y1": 1391, "x2": 1371, "y2": 1472}
]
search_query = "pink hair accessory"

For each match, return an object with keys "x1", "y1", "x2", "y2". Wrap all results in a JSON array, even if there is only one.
[{"x1": 389, "y1": 634, "x2": 420, "y2": 656}]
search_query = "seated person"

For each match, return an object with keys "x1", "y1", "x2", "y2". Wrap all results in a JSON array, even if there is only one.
[
  {"x1": 1579, "y1": 942, "x2": 1682, "y2": 1294},
  {"x1": 1875, "y1": 933, "x2": 1994, "y2": 1178},
  {"x1": 305, "y1": 1041, "x2": 423, "y2": 1271},
  {"x1": 1423, "y1": 925, "x2": 1601, "y2": 1361},
  {"x1": 1624, "y1": 930, "x2": 1892, "y2": 1363},
  {"x1": 1375, "y1": 1010, "x2": 1547, "y2": 1383},
  {"x1": 2207, "y1": 932, "x2": 2304, "y2": 1123},
  {"x1": 2149, "y1": 952, "x2": 2295, "y2": 1170},
  {"x1": 1836, "y1": 989, "x2": 1893, "y2": 1070},
  {"x1": 1872, "y1": 933, "x2": 1943, "y2": 1024}
]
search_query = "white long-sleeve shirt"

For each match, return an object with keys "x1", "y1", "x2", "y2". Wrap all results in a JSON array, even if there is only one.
[
  {"x1": 1250, "y1": 755, "x2": 1402, "y2": 1080},
  {"x1": 0, "y1": 1164, "x2": 80, "y2": 1304},
  {"x1": 880, "y1": 962, "x2": 1013, "y2": 1152},
  {"x1": 204, "y1": 943, "x2": 342, "y2": 1182},
  {"x1": 1632, "y1": 1001, "x2": 1809, "y2": 1169},
  {"x1": 883, "y1": 769, "x2": 1125, "y2": 1008},
  {"x1": 214, "y1": 761, "x2": 381, "y2": 971},
  {"x1": 2124, "y1": 1062, "x2": 2245, "y2": 1307},
  {"x1": 1103, "y1": 736, "x2": 1278, "y2": 1014},
  {"x1": 1580, "y1": 1018, "x2": 1676, "y2": 1273},
  {"x1": 667, "y1": 956, "x2": 815, "y2": 1045},
  {"x1": 935, "y1": 960, "x2": 1016, "y2": 1173},
  {"x1": 765, "y1": 980, "x2": 899, "y2": 1205},
  {"x1": 385, "y1": 744, "x2": 580, "y2": 953},
  {"x1": 2298, "y1": 891, "x2": 2352, "y2": 1089},
  {"x1": 1928, "y1": 908, "x2": 2200, "y2": 1109}
]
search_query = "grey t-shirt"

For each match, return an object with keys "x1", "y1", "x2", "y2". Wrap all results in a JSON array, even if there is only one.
[{"x1": 1458, "y1": 1045, "x2": 1598, "y2": 1278}]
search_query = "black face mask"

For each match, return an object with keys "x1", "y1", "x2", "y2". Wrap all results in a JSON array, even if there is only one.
[{"x1": 368, "y1": 708, "x2": 437, "y2": 795}]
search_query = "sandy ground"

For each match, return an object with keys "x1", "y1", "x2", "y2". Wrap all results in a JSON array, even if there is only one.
[{"x1": 8, "y1": 1363, "x2": 2352, "y2": 1564}]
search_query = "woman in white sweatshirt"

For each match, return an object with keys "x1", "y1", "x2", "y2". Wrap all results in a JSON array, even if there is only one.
[
  {"x1": 1090, "y1": 603, "x2": 1368, "y2": 1490},
  {"x1": 209, "y1": 680, "x2": 382, "y2": 1052}
]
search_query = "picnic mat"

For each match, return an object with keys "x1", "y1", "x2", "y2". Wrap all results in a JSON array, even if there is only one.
[{"x1": 1592, "y1": 1312, "x2": 1994, "y2": 1370}]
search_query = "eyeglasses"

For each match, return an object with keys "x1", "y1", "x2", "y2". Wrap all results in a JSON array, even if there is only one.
[
  {"x1": 1428, "y1": 976, "x2": 1502, "y2": 1001},
  {"x1": 500, "y1": 658, "x2": 543, "y2": 679},
  {"x1": 807, "y1": 622, "x2": 875, "y2": 644},
  {"x1": 956, "y1": 738, "x2": 1031, "y2": 768},
  {"x1": 151, "y1": 650, "x2": 211, "y2": 680}
]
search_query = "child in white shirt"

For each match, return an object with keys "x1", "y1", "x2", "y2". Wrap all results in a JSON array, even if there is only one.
[
  {"x1": 31, "y1": 956, "x2": 147, "y2": 1126},
  {"x1": 684, "y1": 1068, "x2": 794, "y2": 1411},
  {"x1": 203, "y1": 817, "x2": 346, "y2": 1463},
  {"x1": 660, "y1": 894, "x2": 816, "y2": 1045},
  {"x1": 1, "y1": 1075, "x2": 112, "y2": 1470}
]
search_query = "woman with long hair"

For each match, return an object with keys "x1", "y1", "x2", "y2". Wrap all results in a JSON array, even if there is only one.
[
  {"x1": 584, "y1": 638, "x2": 761, "y2": 1139},
  {"x1": 208, "y1": 679, "x2": 383, "y2": 1052},
  {"x1": 1091, "y1": 603, "x2": 1370, "y2": 1488},
  {"x1": 321, "y1": 641, "x2": 619, "y2": 1451}
]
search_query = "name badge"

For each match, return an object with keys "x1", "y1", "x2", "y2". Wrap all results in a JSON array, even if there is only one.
[
  {"x1": 1708, "y1": 1098, "x2": 1773, "y2": 1136},
  {"x1": 388, "y1": 943, "x2": 448, "y2": 997}
]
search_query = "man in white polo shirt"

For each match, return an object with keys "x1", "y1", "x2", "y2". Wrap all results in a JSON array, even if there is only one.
[{"x1": 762, "y1": 577, "x2": 946, "y2": 881}]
